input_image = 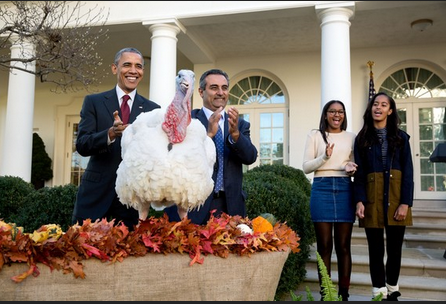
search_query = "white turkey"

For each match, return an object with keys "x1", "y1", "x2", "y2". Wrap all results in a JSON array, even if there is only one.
[{"x1": 115, "y1": 69, "x2": 216, "y2": 221}]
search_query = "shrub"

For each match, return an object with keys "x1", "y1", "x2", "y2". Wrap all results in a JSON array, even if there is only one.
[
  {"x1": 149, "y1": 207, "x2": 164, "y2": 218},
  {"x1": 243, "y1": 164, "x2": 315, "y2": 300},
  {"x1": 31, "y1": 132, "x2": 53, "y2": 190},
  {"x1": 10, "y1": 184, "x2": 78, "y2": 232},
  {"x1": 0, "y1": 176, "x2": 35, "y2": 221}
]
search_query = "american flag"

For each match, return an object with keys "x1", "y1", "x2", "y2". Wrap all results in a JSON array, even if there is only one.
[
  {"x1": 368, "y1": 71, "x2": 376, "y2": 102},
  {"x1": 367, "y1": 61, "x2": 375, "y2": 102}
]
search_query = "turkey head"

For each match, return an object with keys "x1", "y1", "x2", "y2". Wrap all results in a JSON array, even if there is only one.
[{"x1": 162, "y1": 69, "x2": 194, "y2": 150}]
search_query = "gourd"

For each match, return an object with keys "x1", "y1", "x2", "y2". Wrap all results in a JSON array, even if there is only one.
[
  {"x1": 260, "y1": 213, "x2": 277, "y2": 226},
  {"x1": 252, "y1": 216, "x2": 273, "y2": 233},
  {"x1": 252, "y1": 213, "x2": 277, "y2": 233},
  {"x1": 236, "y1": 223, "x2": 253, "y2": 235}
]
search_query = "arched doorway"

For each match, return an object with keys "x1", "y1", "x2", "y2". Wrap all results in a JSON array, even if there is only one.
[
  {"x1": 228, "y1": 70, "x2": 289, "y2": 170},
  {"x1": 378, "y1": 64, "x2": 446, "y2": 200}
]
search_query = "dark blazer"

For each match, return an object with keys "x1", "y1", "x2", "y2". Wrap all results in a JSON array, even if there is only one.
[
  {"x1": 165, "y1": 108, "x2": 258, "y2": 225},
  {"x1": 353, "y1": 129, "x2": 414, "y2": 228},
  {"x1": 72, "y1": 88, "x2": 160, "y2": 224}
]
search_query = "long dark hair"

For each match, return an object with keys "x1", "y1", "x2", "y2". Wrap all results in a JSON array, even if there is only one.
[
  {"x1": 318, "y1": 100, "x2": 348, "y2": 144},
  {"x1": 356, "y1": 92, "x2": 403, "y2": 151}
]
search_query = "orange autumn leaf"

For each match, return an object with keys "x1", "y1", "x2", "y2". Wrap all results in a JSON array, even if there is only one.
[
  {"x1": 189, "y1": 245, "x2": 204, "y2": 266},
  {"x1": 11, "y1": 264, "x2": 39, "y2": 283}
]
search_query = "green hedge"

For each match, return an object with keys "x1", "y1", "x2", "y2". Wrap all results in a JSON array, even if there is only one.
[
  {"x1": 9, "y1": 184, "x2": 78, "y2": 232},
  {"x1": 243, "y1": 164, "x2": 315, "y2": 300},
  {"x1": 0, "y1": 176, "x2": 35, "y2": 221}
]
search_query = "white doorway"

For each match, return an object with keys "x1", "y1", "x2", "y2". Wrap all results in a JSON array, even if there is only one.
[
  {"x1": 398, "y1": 100, "x2": 446, "y2": 200},
  {"x1": 64, "y1": 115, "x2": 89, "y2": 186}
]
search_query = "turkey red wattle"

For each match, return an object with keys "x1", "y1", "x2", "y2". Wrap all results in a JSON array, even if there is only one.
[
  {"x1": 162, "y1": 70, "x2": 194, "y2": 147},
  {"x1": 162, "y1": 101, "x2": 191, "y2": 144}
]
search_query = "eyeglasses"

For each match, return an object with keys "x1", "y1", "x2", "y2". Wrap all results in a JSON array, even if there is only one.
[{"x1": 327, "y1": 110, "x2": 345, "y2": 116}]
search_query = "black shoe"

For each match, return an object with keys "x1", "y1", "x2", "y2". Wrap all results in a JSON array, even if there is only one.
[
  {"x1": 338, "y1": 288, "x2": 349, "y2": 301},
  {"x1": 386, "y1": 291, "x2": 401, "y2": 301}
]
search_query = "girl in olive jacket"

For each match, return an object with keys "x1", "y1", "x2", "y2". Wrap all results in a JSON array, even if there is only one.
[{"x1": 354, "y1": 92, "x2": 414, "y2": 301}]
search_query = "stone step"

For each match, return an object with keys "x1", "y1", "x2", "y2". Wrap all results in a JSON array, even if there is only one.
[
  {"x1": 404, "y1": 234, "x2": 446, "y2": 249},
  {"x1": 288, "y1": 290, "x2": 423, "y2": 302},
  {"x1": 353, "y1": 224, "x2": 446, "y2": 236},
  {"x1": 411, "y1": 209, "x2": 446, "y2": 225},
  {"x1": 300, "y1": 245, "x2": 446, "y2": 301},
  {"x1": 412, "y1": 200, "x2": 446, "y2": 209},
  {"x1": 297, "y1": 269, "x2": 446, "y2": 301},
  {"x1": 351, "y1": 230, "x2": 446, "y2": 249},
  {"x1": 405, "y1": 224, "x2": 446, "y2": 235},
  {"x1": 305, "y1": 245, "x2": 446, "y2": 279}
]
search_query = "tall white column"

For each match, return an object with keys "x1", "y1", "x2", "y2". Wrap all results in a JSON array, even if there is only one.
[
  {"x1": 143, "y1": 20, "x2": 184, "y2": 108},
  {"x1": 0, "y1": 36, "x2": 36, "y2": 181},
  {"x1": 316, "y1": 2, "x2": 355, "y2": 130}
]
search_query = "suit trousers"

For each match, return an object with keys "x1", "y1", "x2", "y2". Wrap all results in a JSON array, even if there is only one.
[{"x1": 204, "y1": 193, "x2": 228, "y2": 223}]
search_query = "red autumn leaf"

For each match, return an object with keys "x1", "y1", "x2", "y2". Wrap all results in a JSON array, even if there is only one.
[
  {"x1": 0, "y1": 213, "x2": 300, "y2": 283},
  {"x1": 141, "y1": 233, "x2": 163, "y2": 253},
  {"x1": 81, "y1": 243, "x2": 110, "y2": 261},
  {"x1": 200, "y1": 239, "x2": 214, "y2": 254}
]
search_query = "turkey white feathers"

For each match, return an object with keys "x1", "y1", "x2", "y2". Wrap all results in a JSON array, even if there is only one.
[{"x1": 115, "y1": 69, "x2": 216, "y2": 221}]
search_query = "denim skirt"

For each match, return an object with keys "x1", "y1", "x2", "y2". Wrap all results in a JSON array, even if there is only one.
[{"x1": 310, "y1": 176, "x2": 355, "y2": 223}]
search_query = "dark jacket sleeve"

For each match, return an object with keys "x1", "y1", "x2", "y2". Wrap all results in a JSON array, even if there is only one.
[
  {"x1": 76, "y1": 92, "x2": 115, "y2": 157},
  {"x1": 227, "y1": 119, "x2": 258, "y2": 165},
  {"x1": 399, "y1": 131, "x2": 414, "y2": 206},
  {"x1": 353, "y1": 138, "x2": 368, "y2": 204}
]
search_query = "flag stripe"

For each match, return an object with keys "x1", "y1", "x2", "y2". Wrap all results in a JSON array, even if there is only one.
[{"x1": 368, "y1": 73, "x2": 376, "y2": 102}]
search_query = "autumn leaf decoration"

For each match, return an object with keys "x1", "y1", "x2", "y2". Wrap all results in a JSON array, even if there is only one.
[{"x1": 0, "y1": 213, "x2": 300, "y2": 283}]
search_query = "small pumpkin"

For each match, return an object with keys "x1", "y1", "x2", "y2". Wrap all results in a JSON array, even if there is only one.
[
  {"x1": 252, "y1": 216, "x2": 273, "y2": 233},
  {"x1": 260, "y1": 213, "x2": 277, "y2": 226}
]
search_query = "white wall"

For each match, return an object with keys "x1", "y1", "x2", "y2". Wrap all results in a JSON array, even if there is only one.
[
  {"x1": 0, "y1": 1, "x2": 445, "y2": 186},
  {"x1": 1, "y1": 42, "x2": 445, "y2": 185}
]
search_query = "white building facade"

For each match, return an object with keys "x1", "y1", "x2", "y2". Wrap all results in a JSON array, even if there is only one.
[{"x1": 0, "y1": 1, "x2": 445, "y2": 204}]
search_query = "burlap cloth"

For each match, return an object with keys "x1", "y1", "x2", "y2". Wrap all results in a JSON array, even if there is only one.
[{"x1": 0, "y1": 249, "x2": 289, "y2": 301}]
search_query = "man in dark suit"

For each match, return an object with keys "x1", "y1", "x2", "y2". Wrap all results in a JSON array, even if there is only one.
[
  {"x1": 165, "y1": 69, "x2": 258, "y2": 225},
  {"x1": 72, "y1": 47, "x2": 160, "y2": 230}
]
